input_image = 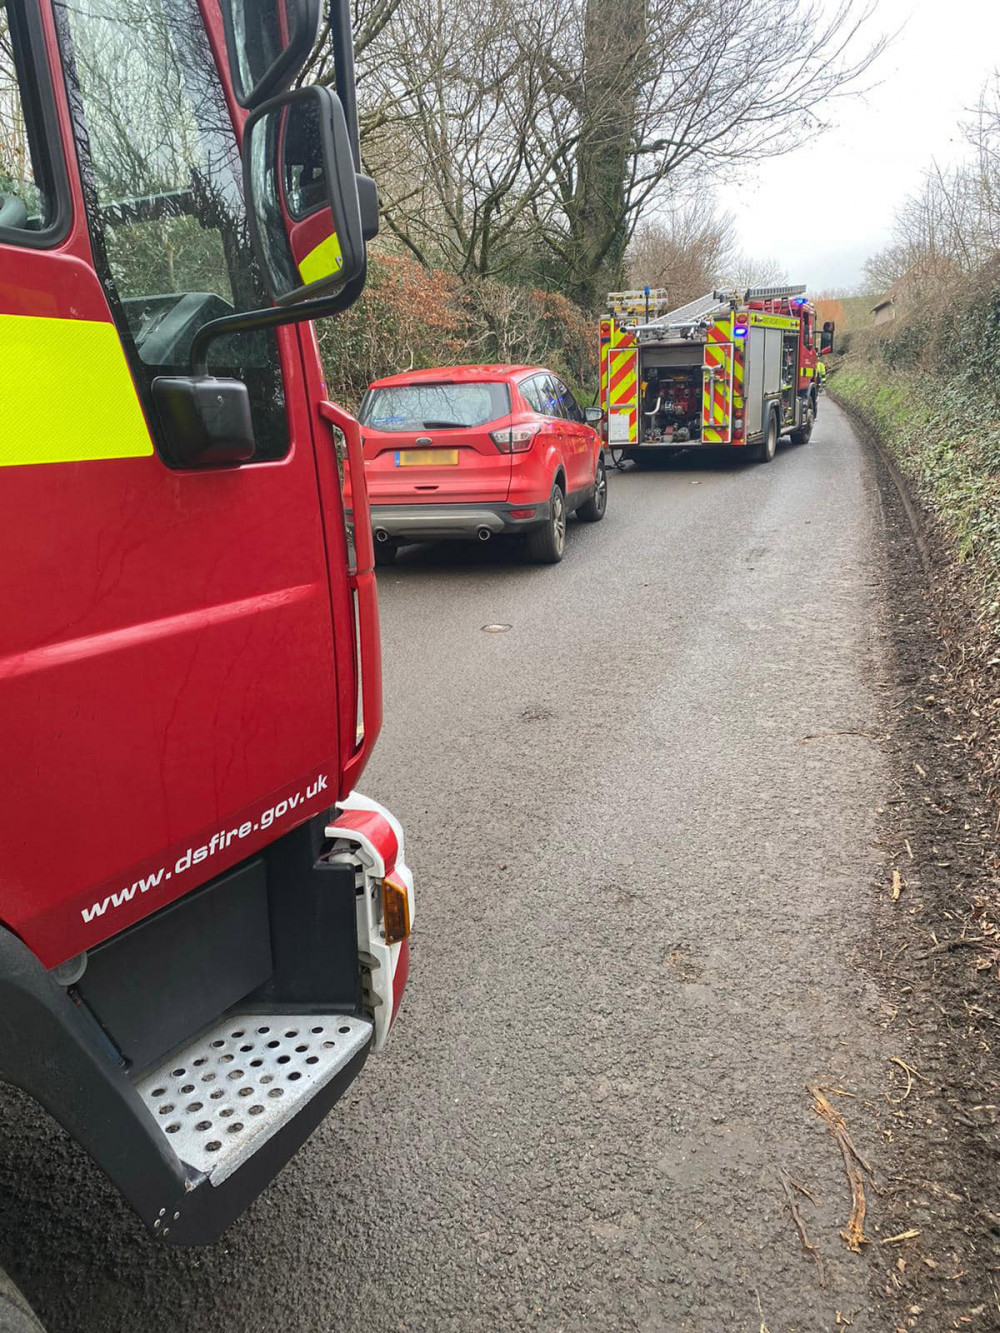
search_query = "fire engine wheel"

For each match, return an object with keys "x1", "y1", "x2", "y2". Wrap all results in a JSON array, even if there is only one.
[
  {"x1": 754, "y1": 411, "x2": 778, "y2": 464},
  {"x1": 527, "y1": 482, "x2": 566, "y2": 563},
  {"x1": 577, "y1": 457, "x2": 608, "y2": 522},
  {"x1": 790, "y1": 401, "x2": 815, "y2": 445},
  {"x1": 0, "y1": 1268, "x2": 46, "y2": 1333}
]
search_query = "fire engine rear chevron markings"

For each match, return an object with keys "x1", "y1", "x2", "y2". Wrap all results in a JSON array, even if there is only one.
[
  {"x1": 607, "y1": 346, "x2": 639, "y2": 443},
  {"x1": 702, "y1": 333, "x2": 733, "y2": 443},
  {"x1": 609, "y1": 351, "x2": 636, "y2": 395},
  {"x1": 600, "y1": 321, "x2": 611, "y2": 414}
]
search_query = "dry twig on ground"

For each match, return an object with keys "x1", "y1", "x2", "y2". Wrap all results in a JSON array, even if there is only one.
[
  {"x1": 808, "y1": 1085, "x2": 878, "y2": 1253},
  {"x1": 779, "y1": 1169, "x2": 826, "y2": 1286}
]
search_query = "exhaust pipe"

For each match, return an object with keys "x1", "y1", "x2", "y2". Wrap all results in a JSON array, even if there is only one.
[
  {"x1": 374, "y1": 528, "x2": 390, "y2": 544},
  {"x1": 477, "y1": 527, "x2": 492, "y2": 542}
]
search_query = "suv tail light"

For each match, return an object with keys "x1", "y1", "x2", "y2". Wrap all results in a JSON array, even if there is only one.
[{"x1": 490, "y1": 423, "x2": 541, "y2": 454}]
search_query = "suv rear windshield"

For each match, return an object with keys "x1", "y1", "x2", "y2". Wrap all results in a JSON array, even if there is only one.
[{"x1": 360, "y1": 382, "x2": 511, "y2": 432}]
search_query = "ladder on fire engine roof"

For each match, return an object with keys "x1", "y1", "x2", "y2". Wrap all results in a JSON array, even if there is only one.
[
  {"x1": 629, "y1": 284, "x2": 807, "y2": 341},
  {"x1": 606, "y1": 288, "x2": 670, "y2": 320}
]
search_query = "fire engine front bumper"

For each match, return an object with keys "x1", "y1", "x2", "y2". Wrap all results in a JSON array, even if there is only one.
[{"x1": 369, "y1": 501, "x2": 551, "y2": 542}]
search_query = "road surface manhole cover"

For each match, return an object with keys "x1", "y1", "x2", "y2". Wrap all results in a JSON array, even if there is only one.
[{"x1": 481, "y1": 624, "x2": 512, "y2": 633}]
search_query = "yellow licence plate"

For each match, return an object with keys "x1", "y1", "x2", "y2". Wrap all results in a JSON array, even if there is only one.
[{"x1": 395, "y1": 449, "x2": 459, "y2": 467}]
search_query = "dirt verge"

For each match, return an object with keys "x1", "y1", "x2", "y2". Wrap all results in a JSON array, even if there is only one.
[{"x1": 854, "y1": 403, "x2": 1000, "y2": 1330}]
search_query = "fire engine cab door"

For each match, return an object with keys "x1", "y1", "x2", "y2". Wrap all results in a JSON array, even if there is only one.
[
  {"x1": 0, "y1": 0, "x2": 342, "y2": 966},
  {"x1": 701, "y1": 327, "x2": 734, "y2": 444}
]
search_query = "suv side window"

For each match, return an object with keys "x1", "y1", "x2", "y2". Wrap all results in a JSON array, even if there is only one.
[
  {"x1": 0, "y1": 0, "x2": 66, "y2": 242},
  {"x1": 538, "y1": 374, "x2": 563, "y2": 419},
  {"x1": 554, "y1": 378, "x2": 584, "y2": 423},
  {"x1": 523, "y1": 374, "x2": 562, "y2": 418},
  {"x1": 519, "y1": 376, "x2": 546, "y2": 414}
]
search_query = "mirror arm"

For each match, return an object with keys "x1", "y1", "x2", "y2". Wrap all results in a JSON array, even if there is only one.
[
  {"x1": 329, "y1": 0, "x2": 360, "y2": 171},
  {"x1": 189, "y1": 264, "x2": 367, "y2": 375}
]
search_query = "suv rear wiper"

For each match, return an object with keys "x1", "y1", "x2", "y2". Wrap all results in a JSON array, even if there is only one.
[{"x1": 421, "y1": 420, "x2": 468, "y2": 429}]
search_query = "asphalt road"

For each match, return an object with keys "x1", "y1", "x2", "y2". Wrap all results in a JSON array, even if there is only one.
[{"x1": 2, "y1": 401, "x2": 901, "y2": 1331}]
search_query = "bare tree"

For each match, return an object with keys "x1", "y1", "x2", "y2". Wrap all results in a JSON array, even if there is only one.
[
  {"x1": 352, "y1": 0, "x2": 563, "y2": 278},
  {"x1": 865, "y1": 73, "x2": 1000, "y2": 300},
  {"x1": 963, "y1": 72, "x2": 1000, "y2": 257},
  {"x1": 724, "y1": 253, "x2": 789, "y2": 290},
  {"x1": 524, "y1": 0, "x2": 887, "y2": 308},
  {"x1": 463, "y1": 280, "x2": 546, "y2": 363},
  {"x1": 346, "y1": 0, "x2": 886, "y2": 310},
  {"x1": 0, "y1": 5, "x2": 35, "y2": 206},
  {"x1": 299, "y1": 0, "x2": 405, "y2": 88},
  {"x1": 627, "y1": 198, "x2": 736, "y2": 303}
]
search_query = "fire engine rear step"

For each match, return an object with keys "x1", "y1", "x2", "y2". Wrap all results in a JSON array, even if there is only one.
[{"x1": 136, "y1": 1013, "x2": 372, "y2": 1188}]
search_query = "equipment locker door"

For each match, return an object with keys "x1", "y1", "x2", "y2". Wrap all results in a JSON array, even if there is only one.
[
  {"x1": 606, "y1": 345, "x2": 639, "y2": 445},
  {"x1": 701, "y1": 323, "x2": 734, "y2": 444}
]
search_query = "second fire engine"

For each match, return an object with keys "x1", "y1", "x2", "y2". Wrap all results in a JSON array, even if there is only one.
[{"x1": 599, "y1": 285, "x2": 823, "y2": 464}]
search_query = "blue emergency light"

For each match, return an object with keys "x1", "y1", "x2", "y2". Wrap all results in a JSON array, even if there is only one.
[{"x1": 733, "y1": 323, "x2": 748, "y2": 338}]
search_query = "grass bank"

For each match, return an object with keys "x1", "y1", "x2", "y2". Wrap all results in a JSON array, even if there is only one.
[{"x1": 831, "y1": 360, "x2": 1000, "y2": 801}]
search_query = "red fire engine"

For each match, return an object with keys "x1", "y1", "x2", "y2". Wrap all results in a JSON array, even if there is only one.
[
  {"x1": 599, "y1": 285, "x2": 823, "y2": 463},
  {"x1": 0, "y1": 0, "x2": 412, "y2": 1297}
]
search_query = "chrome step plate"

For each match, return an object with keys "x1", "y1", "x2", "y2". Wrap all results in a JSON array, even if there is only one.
[{"x1": 136, "y1": 1013, "x2": 372, "y2": 1185}]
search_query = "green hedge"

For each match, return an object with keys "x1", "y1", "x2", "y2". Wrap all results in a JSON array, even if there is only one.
[
  {"x1": 834, "y1": 365, "x2": 1000, "y2": 579},
  {"x1": 319, "y1": 252, "x2": 598, "y2": 411},
  {"x1": 850, "y1": 259, "x2": 1000, "y2": 403},
  {"x1": 832, "y1": 262, "x2": 1000, "y2": 798}
]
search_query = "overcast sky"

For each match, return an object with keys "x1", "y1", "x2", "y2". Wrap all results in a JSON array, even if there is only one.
[{"x1": 734, "y1": 0, "x2": 999, "y2": 293}]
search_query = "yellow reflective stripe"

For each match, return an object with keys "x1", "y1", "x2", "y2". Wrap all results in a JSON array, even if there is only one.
[
  {"x1": 0, "y1": 314, "x2": 153, "y2": 468},
  {"x1": 747, "y1": 312, "x2": 799, "y2": 330},
  {"x1": 600, "y1": 324, "x2": 610, "y2": 407},
  {"x1": 298, "y1": 231, "x2": 344, "y2": 286}
]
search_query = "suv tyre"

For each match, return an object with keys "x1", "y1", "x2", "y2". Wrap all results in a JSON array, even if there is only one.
[
  {"x1": 577, "y1": 456, "x2": 608, "y2": 523},
  {"x1": 527, "y1": 482, "x2": 566, "y2": 563}
]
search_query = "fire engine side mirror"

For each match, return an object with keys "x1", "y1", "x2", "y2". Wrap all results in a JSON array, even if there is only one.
[
  {"x1": 585, "y1": 406, "x2": 603, "y2": 425},
  {"x1": 151, "y1": 376, "x2": 257, "y2": 468},
  {"x1": 220, "y1": 0, "x2": 321, "y2": 109},
  {"x1": 243, "y1": 85, "x2": 366, "y2": 306},
  {"x1": 820, "y1": 322, "x2": 835, "y2": 354}
]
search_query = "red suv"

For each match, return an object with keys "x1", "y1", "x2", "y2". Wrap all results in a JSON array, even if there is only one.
[{"x1": 358, "y1": 365, "x2": 608, "y2": 563}]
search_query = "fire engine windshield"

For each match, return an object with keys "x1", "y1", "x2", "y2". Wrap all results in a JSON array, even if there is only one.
[
  {"x1": 360, "y1": 383, "x2": 512, "y2": 432},
  {"x1": 53, "y1": 0, "x2": 288, "y2": 459}
]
